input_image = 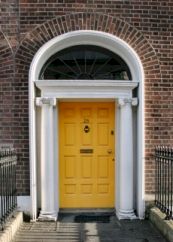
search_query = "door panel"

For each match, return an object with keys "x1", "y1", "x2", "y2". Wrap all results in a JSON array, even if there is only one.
[{"x1": 59, "y1": 102, "x2": 115, "y2": 208}]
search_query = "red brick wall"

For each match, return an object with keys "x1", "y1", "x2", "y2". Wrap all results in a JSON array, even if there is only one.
[{"x1": 0, "y1": 0, "x2": 173, "y2": 195}]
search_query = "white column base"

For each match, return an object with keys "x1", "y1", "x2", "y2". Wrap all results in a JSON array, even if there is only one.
[
  {"x1": 38, "y1": 211, "x2": 57, "y2": 221},
  {"x1": 116, "y1": 209, "x2": 137, "y2": 220}
]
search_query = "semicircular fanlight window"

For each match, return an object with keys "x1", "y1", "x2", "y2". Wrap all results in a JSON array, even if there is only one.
[{"x1": 39, "y1": 45, "x2": 132, "y2": 80}]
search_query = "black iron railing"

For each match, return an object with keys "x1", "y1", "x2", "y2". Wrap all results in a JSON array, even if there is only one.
[
  {"x1": 0, "y1": 149, "x2": 17, "y2": 230},
  {"x1": 155, "y1": 146, "x2": 173, "y2": 219}
]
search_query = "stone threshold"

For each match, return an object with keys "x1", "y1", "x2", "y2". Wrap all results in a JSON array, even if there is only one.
[
  {"x1": 0, "y1": 212, "x2": 23, "y2": 242},
  {"x1": 150, "y1": 207, "x2": 173, "y2": 242}
]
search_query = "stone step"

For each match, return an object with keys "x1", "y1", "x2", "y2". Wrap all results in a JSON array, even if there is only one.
[
  {"x1": 14, "y1": 240, "x2": 80, "y2": 242},
  {"x1": 12, "y1": 214, "x2": 168, "y2": 242}
]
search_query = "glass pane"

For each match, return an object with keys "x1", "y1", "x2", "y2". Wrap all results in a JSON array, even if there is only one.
[{"x1": 39, "y1": 45, "x2": 131, "y2": 80}]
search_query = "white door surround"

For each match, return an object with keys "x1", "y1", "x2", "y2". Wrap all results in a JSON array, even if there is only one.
[{"x1": 29, "y1": 30, "x2": 145, "y2": 221}]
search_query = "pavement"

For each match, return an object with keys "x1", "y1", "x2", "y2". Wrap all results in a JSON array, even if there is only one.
[{"x1": 12, "y1": 213, "x2": 168, "y2": 242}]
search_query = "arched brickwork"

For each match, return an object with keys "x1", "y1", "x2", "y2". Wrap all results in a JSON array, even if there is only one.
[
  {"x1": 17, "y1": 13, "x2": 161, "y2": 78},
  {"x1": 15, "y1": 13, "x2": 162, "y2": 195}
]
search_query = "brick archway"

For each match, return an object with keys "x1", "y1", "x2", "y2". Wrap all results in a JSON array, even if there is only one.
[{"x1": 16, "y1": 12, "x2": 161, "y2": 81}]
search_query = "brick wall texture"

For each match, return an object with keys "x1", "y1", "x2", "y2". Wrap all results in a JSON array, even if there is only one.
[{"x1": 0, "y1": 0, "x2": 173, "y2": 195}]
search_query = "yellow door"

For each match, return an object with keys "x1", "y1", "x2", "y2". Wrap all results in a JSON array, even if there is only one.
[{"x1": 59, "y1": 102, "x2": 115, "y2": 208}]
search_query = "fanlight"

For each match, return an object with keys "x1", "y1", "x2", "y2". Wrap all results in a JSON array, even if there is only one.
[{"x1": 39, "y1": 45, "x2": 131, "y2": 80}]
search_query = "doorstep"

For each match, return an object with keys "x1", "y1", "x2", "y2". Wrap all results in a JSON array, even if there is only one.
[
  {"x1": 0, "y1": 212, "x2": 23, "y2": 242},
  {"x1": 12, "y1": 213, "x2": 167, "y2": 242}
]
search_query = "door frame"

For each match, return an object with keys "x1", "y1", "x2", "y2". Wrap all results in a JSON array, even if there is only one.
[{"x1": 29, "y1": 30, "x2": 144, "y2": 220}]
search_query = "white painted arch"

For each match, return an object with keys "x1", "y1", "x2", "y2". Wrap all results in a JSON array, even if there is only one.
[{"x1": 29, "y1": 30, "x2": 145, "y2": 221}]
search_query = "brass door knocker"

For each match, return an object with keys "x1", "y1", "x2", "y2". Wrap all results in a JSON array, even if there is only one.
[{"x1": 84, "y1": 125, "x2": 90, "y2": 133}]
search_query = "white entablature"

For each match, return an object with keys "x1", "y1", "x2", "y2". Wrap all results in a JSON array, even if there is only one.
[{"x1": 35, "y1": 80, "x2": 138, "y2": 99}]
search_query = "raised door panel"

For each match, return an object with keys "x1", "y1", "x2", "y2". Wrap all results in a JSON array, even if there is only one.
[
  {"x1": 64, "y1": 156, "x2": 76, "y2": 179},
  {"x1": 97, "y1": 123, "x2": 109, "y2": 146},
  {"x1": 80, "y1": 122, "x2": 93, "y2": 145},
  {"x1": 97, "y1": 156, "x2": 109, "y2": 178},
  {"x1": 81, "y1": 156, "x2": 93, "y2": 178},
  {"x1": 64, "y1": 123, "x2": 76, "y2": 146}
]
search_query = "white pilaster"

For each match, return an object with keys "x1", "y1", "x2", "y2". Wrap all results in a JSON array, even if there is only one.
[
  {"x1": 116, "y1": 98, "x2": 138, "y2": 219},
  {"x1": 36, "y1": 97, "x2": 57, "y2": 221}
]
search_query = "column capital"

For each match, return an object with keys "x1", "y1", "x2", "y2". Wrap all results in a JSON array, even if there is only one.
[
  {"x1": 118, "y1": 98, "x2": 138, "y2": 107},
  {"x1": 36, "y1": 97, "x2": 56, "y2": 107}
]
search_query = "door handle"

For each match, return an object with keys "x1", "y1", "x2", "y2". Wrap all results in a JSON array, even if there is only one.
[{"x1": 107, "y1": 149, "x2": 112, "y2": 154}]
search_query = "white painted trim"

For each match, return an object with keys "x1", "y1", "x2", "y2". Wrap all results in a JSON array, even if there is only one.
[
  {"x1": 29, "y1": 74, "x2": 37, "y2": 221},
  {"x1": 35, "y1": 80, "x2": 138, "y2": 99},
  {"x1": 29, "y1": 30, "x2": 145, "y2": 220},
  {"x1": 36, "y1": 80, "x2": 139, "y2": 87},
  {"x1": 17, "y1": 196, "x2": 31, "y2": 214},
  {"x1": 137, "y1": 72, "x2": 145, "y2": 219}
]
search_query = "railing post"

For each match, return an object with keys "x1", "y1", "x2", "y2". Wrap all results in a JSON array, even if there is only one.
[
  {"x1": 171, "y1": 148, "x2": 173, "y2": 218},
  {"x1": 0, "y1": 149, "x2": 17, "y2": 230},
  {"x1": 155, "y1": 146, "x2": 173, "y2": 220},
  {"x1": 0, "y1": 159, "x2": 2, "y2": 227}
]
